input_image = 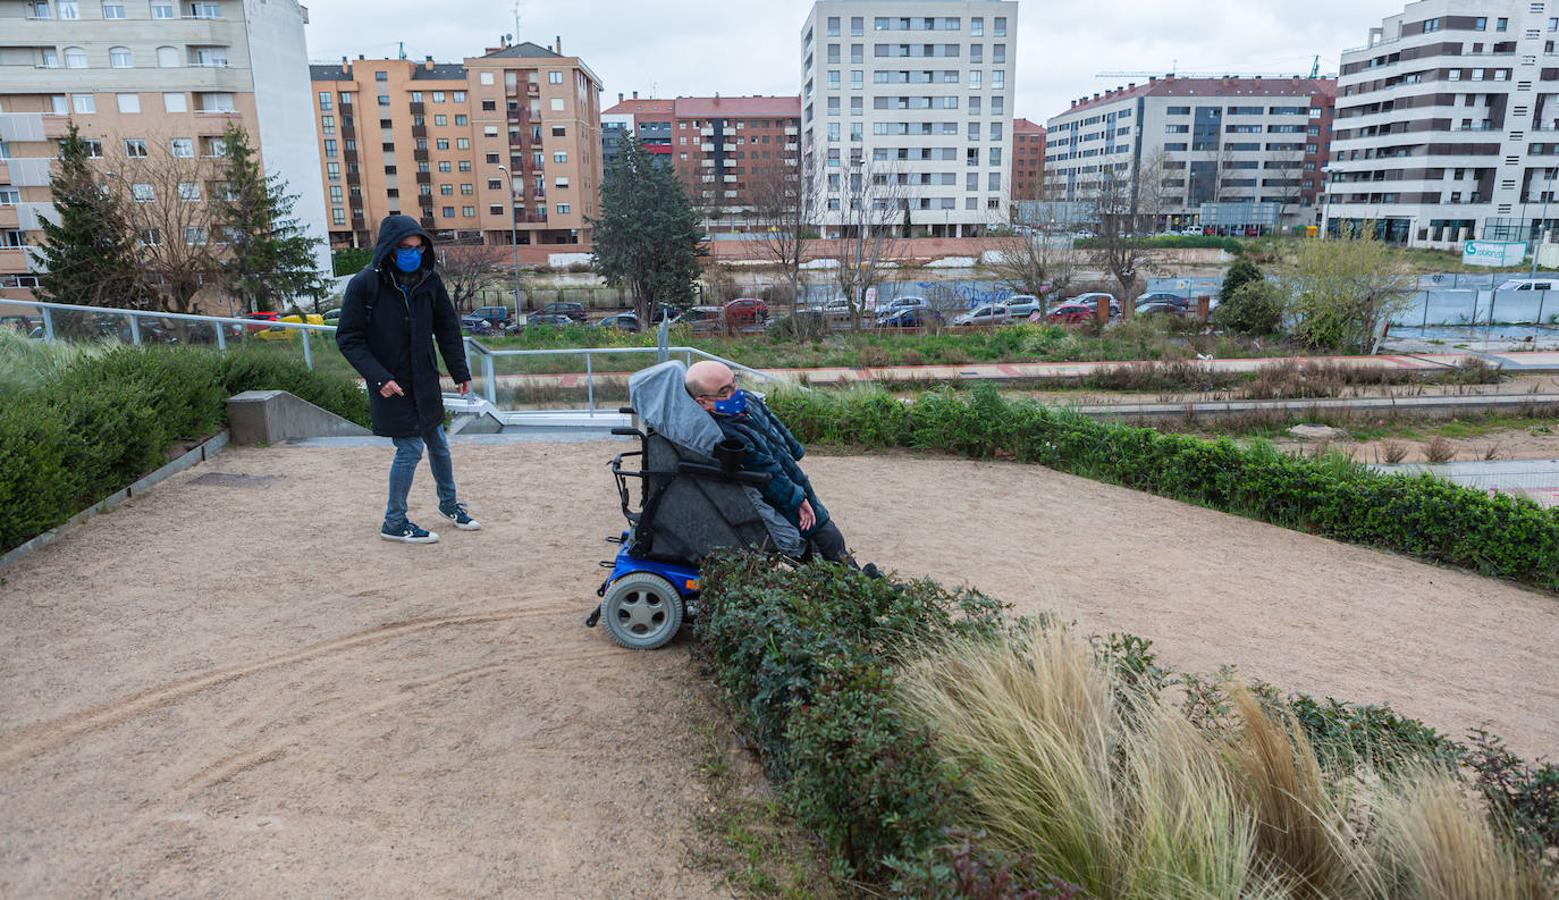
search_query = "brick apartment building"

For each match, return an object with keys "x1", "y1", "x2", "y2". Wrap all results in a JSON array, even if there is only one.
[
  {"x1": 0, "y1": 0, "x2": 327, "y2": 301},
  {"x1": 309, "y1": 38, "x2": 603, "y2": 250},
  {"x1": 1011, "y1": 116, "x2": 1045, "y2": 204},
  {"x1": 602, "y1": 93, "x2": 801, "y2": 231}
]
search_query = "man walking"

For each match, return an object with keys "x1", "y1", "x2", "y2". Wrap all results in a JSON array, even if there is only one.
[{"x1": 336, "y1": 214, "x2": 480, "y2": 543}]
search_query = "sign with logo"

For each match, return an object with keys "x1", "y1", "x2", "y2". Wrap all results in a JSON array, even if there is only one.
[{"x1": 1462, "y1": 240, "x2": 1527, "y2": 267}]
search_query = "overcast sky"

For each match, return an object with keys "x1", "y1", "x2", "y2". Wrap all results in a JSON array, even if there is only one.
[{"x1": 304, "y1": 0, "x2": 1406, "y2": 124}]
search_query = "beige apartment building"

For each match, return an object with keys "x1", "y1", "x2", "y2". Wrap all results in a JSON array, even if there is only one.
[
  {"x1": 310, "y1": 39, "x2": 603, "y2": 250},
  {"x1": 0, "y1": 0, "x2": 328, "y2": 300}
]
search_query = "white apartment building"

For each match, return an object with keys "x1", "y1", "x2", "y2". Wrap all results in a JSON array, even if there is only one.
[
  {"x1": 798, "y1": 0, "x2": 1019, "y2": 237},
  {"x1": 0, "y1": 0, "x2": 328, "y2": 300},
  {"x1": 1042, "y1": 76, "x2": 1336, "y2": 234},
  {"x1": 1327, "y1": 0, "x2": 1559, "y2": 246}
]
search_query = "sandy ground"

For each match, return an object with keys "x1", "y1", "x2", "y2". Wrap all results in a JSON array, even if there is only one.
[{"x1": 3, "y1": 442, "x2": 1558, "y2": 897}]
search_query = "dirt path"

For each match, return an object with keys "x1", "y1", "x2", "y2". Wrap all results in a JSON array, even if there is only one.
[{"x1": 2, "y1": 442, "x2": 1556, "y2": 897}]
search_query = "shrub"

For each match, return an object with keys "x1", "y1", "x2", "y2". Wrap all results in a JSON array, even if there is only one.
[
  {"x1": 767, "y1": 385, "x2": 1559, "y2": 590},
  {"x1": 1213, "y1": 279, "x2": 1287, "y2": 337}
]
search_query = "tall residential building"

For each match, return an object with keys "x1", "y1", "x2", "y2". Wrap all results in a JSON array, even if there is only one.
[
  {"x1": 798, "y1": 1, "x2": 1020, "y2": 238},
  {"x1": 1043, "y1": 76, "x2": 1336, "y2": 233},
  {"x1": 309, "y1": 39, "x2": 603, "y2": 250},
  {"x1": 602, "y1": 93, "x2": 801, "y2": 232},
  {"x1": 0, "y1": 0, "x2": 327, "y2": 300},
  {"x1": 1011, "y1": 116, "x2": 1044, "y2": 205},
  {"x1": 1328, "y1": 1, "x2": 1559, "y2": 246}
]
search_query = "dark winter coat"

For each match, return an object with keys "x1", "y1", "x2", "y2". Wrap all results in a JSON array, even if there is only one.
[
  {"x1": 711, "y1": 395, "x2": 830, "y2": 537},
  {"x1": 335, "y1": 216, "x2": 471, "y2": 438}
]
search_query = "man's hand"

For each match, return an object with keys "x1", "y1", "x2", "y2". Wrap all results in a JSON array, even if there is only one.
[
  {"x1": 457, "y1": 381, "x2": 471, "y2": 397},
  {"x1": 379, "y1": 380, "x2": 404, "y2": 398},
  {"x1": 798, "y1": 499, "x2": 816, "y2": 532}
]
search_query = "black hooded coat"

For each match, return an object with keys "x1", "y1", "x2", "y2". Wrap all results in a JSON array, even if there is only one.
[{"x1": 335, "y1": 216, "x2": 471, "y2": 437}]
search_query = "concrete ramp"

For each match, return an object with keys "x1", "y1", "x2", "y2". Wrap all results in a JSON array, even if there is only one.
[{"x1": 226, "y1": 390, "x2": 371, "y2": 445}]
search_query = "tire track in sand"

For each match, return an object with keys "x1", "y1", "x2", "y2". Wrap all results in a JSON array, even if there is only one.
[{"x1": 0, "y1": 607, "x2": 551, "y2": 770}]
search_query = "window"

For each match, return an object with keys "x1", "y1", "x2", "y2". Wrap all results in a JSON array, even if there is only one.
[
  {"x1": 124, "y1": 138, "x2": 147, "y2": 158},
  {"x1": 163, "y1": 92, "x2": 187, "y2": 113},
  {"x1": 177, "y1": 181, "x2": 200, "y2": 202},
  {"x1": 116, "y1": 93, "x2": 140, "y2": 113},
  {"x1": 131, "y1": 183, "x2": 154, "y2": 202},
  {"x1": 170, "y1": 137, "x2": 193, "y2": 157},
  {"x1": 156, "y1": 46, "x2": 179, "y2": 68},
  {"x1": 64, "y1": 47, "x2": 87, "y2": 68},
  {"x1": 548, "y1": 70, "x2": 563, "y2": 84},
  {"x1": 151, "y1": 1, "x2": 173, "y2": 17},
  {"x1": 71, "y1": 93, "x2": 95, "y2": 114},
  {"x1": 102, "y1": 1, "x2": 125, "y2": 18}
]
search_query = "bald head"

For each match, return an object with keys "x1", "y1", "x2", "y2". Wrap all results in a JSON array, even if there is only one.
[{"x1": 686, "y1": 360, "x2": 736, "y2": 412}]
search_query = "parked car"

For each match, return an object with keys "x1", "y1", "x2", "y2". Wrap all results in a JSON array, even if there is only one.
[
  {"x1": 875, "y1": 307, "x2": 944, "y2": 328},
  {"x1": 596, "y1": 311, "x2": 641, "y2": 332},
  {"x1": 1495, "y1": 278, "x2": 1558, "y2": 292},
  {"x1": 951, "y1": 303, "x2": 1012, "y2": 326},
  {"x1": 674, "y1": 305, "x2": 727, "y2": 334},
  {"x1": 1005, "y1": 295, "x2": 1043, "y2": 318},
  {"x1": 723, "y1": 297, "x2": 770, "y2": 327},
  {"x1": 536, "y1": 301, "x2": 587, "y2": 322},
  {"x1": 461, "y1": 305, "x2": 513, "y2": 330}
]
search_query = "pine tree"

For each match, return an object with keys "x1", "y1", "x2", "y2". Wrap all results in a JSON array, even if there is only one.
[
  {"x1": 35, "y1": 122, "x2": 148, "y2": 310},
  {"x1": 590, "y1": 135, "x2": 707, "y2": 321},
  {"x1": 215, "y1": 123, "x2": 327, "y2": 313}
]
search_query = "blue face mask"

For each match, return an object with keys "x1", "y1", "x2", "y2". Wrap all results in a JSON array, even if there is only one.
[
  {"x1": 711, "y1": 389, "x2": 748, "y2": 417},
  {"x1": 393, "y1": 246, "x2": 423, "y2": 273}
]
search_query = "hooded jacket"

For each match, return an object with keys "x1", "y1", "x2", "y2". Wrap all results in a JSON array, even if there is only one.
[
  {"x1": 709, "y1": 394, "x2": 830, "y2": 537},
  {"x1": 335, "y1": 215, "x2": 471, "y2": 437}
]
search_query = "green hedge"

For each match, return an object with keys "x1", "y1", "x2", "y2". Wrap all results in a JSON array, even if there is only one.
[
  {"x1": 696, "y1": 558, "x2": 1558, "y2": 893},
  {"x1": 0, "y1": 346, "x2": 369, "y2": 554},
  {"x1": 766, "y1": 386, "x2": 1559, "y2": 591}
]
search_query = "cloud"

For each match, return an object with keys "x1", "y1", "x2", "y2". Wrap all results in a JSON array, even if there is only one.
[{"x1": 305, "y1": 0, "x2": 1407, "y2": 124}]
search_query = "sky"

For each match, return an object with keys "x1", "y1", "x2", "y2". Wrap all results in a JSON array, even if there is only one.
[{"x1": 304, "y1": 0, "x2": 1408, "y2": 124}]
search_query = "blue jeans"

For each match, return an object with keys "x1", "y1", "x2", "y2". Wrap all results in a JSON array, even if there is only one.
[{"x1": 384, "y1": 424, "x2": 458, "y2": 531}]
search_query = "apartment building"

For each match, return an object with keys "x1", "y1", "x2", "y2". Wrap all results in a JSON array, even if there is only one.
[
  {"x1": 0, "y1": 0, "x2": 327, "y2": 299},
  {"x1": 798, "y1": 0, "x2": 1020, "y2": 237},
  {"x1": 1327, "y1": 0, "x2": 1559, "y2": 247},
  {"x1": 309, "y1": 38, "x2": 603, "y2": 250},
  {"x1": 602, "y1": 93, "x2": 801, "y2": 231},
  {"x1": 1043, "y1": 76, "x2": 1336, "y2": 233},
  {"x1": 1011, "y1": 116, "x2": 1044, "y2": 204}
]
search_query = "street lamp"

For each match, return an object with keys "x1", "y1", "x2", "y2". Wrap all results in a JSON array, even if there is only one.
[{"x1": 496, "y1": 164, "x2": 522, "y2": 325}]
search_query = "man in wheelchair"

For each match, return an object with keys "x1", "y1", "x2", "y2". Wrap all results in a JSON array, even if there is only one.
[{"x1": 684, "y1": 360, "x2": 860, "y2": 568}]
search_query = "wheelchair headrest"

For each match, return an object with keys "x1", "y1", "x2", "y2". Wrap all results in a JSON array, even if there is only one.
[{"x1": 627, "y1": 360, "x2": 723, "y2": 455}]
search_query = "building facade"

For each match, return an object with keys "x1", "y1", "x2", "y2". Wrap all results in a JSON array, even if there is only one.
[
  {"x1": 1043, "y1": 76, "x2": 1336, "y2": 233},
  {"x1": 0, "y1": 0, "x2": 328, "y2": 300},
  {"x1": 309, "y1": 39, "x2": 603, "y2": 250},
  {"x1": 798, "y1": 0, "x2": 1020, "y2": 237},
  {"x1": 1011, "y1": 116, "x2": 1044, "y2": 206},
  {"x1": 1328, "y1": 0, "x2": 1559, "y2": 246},
  {"x1": 603, "y1": 93, "x2": 802, "y2": 232}
]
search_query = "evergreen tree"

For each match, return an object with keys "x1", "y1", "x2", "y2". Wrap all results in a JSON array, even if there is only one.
[
  {"x1": 35, "y1": 122, "x2": 148, "y2": 310},
  {"x1": 216, "y1": 123, "x2": 327, "y2": 313},
  {"x1": 590, "y1": 135, "x2": 706, "y2": 320}
]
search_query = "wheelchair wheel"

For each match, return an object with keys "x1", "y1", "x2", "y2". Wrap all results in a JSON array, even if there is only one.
[{"x1": 601, "y1": 572, "x2": 684, "y2": 651}]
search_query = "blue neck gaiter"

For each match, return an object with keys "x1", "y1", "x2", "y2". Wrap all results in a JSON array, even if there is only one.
[
  {"x1": 712, "y1": 389, "x2": 748, "y2": 417},
  {"x1": 393, "y1": 247, "x2": 423, "y2": 273}
]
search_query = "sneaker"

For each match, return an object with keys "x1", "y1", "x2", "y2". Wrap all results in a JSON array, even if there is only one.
[
  {"x1": 439, "y1": 502, "x2": 482, "y2": 531},
  {"x1": 381, "y1": 521, "x2": 439, "y2": 544}
]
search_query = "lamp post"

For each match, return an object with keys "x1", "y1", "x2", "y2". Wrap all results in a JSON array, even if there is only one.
[{"x1": 496, "y1": 164, "x2": 522, "y2": 325}]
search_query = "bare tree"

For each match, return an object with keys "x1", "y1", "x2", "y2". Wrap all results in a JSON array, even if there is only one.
[
  {"x1": 111, "y1": 136, "x2": 224, "y2": 315},
  {"x1": 830, "y1": 160, "x2": 912, "y2": 329},
  {"x1": 438, "y1": 242, "x2": 511, "y2": 312},
  {"x1": 1085, "y1": 151, "x2": 1172, "y2": 319},
  {"x1": 747, "y1": 162, "x2": 821, "y2": 315}
]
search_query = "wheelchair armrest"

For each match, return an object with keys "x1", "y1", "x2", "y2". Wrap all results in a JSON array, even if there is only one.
[{"x1": 676, "y1": 461, "x2": 773, "y2": 487}]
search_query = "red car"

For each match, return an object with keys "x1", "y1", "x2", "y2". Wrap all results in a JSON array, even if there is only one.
[{"x1": 722, "y1": 297, "x2": 769, "y2": 327}]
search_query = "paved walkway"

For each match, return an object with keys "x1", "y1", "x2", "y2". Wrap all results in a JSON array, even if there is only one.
[{"x1": 486, "y1": 350, "x2": 1559, "y2": 390}]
